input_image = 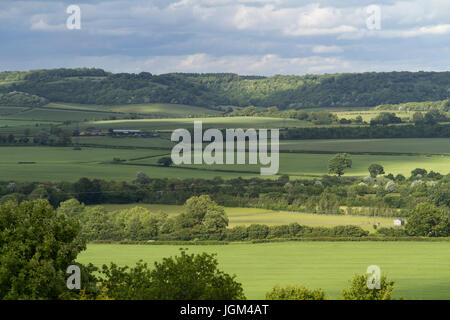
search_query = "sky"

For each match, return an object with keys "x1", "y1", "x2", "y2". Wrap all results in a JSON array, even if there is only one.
[{"x1": 0, "y1": 0, "x2": 449, "y2": 75}]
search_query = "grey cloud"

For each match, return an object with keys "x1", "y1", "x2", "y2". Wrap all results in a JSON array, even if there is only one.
[{"x1": 0, "y1": 0, "x2": 448, "y2": 74}]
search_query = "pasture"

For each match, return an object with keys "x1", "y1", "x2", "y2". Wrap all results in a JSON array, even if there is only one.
[
  {"x1": 105, "y1": 103, "x2": 222, "y2": 117},
  {"x1": 46, "y1": 102, "x2": 220, "y2": 117},
  {"x1": 1, "y1": 146, "x2": 449, "y2": 182},
  {"x1": 135, "y1": 152, "x2": 450, "y2": 178},
  {"x1": 77, "y1": 242, "x2": 450, "y2": 300},
  {"x1": 279, "y1": 138, "x2": 450, "y2": 155},
  {"x1": 2, "y1": 108, "x2": 127, "y2": 122},
  {"x1": 333, "y1": 110, "x2": 413, "y2": 122},
  {"x1": 76, "y1": 136, "x2": 173, "y2": 149},
  {"x1": 81, "y1": 117, "x2": 310, "y2": 130},
  {"x1": 98, "y1": 203, "x2": 396, "y2": 231},
  {"x1": 76, "y1": 136, "x2": 450, "y2": 155},
  {"x1": 0, "y1": 146, "x2": 255, "y2": 181}
]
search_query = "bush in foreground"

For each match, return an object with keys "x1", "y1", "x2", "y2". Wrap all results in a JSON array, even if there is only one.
[
  {"x1": 0, "y1": 200, "x2": 87, "y2": 299},
  {"x1": 99, "y1": 250, "x2": 246, "y2": 300},
  {"x1": 341, "y1": 274, "x2": 394, "y2": 300},
  {"x1": 265, "y1": 285, "x2": 327, "y2": 300}
]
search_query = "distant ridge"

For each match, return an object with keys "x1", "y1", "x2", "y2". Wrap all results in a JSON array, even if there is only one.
[{"x1": 0, "y1": 68, "x2": 449, "y2": 109}]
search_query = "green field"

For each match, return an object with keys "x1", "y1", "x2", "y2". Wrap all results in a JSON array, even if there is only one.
[
  {"x1": 105, "y1": 103, "x2": 222, "y2": 117},
  {"x1": 46, "y1": 102, "x2": 221, "y2": 117},
  {"x1": 137, "y1": 152, "x2": 450, "y2": 178},
  {"x1": 280, "y1": 138, "x2": 450, "y2": 155},
  {"x1": 3, "y1": 108, "x2": 127, "y2": 122},
  {"x1": 75, "y1": 136, "x2": 450, "y2": 155},
  {"x1": 0, "y1": 103, "x2": 222, "y2": 126},
  {"x1": 1, "y1": 102, "x2": 449, "y2": 182},
  {"x1": 0, "y1": 146, "x2": 256, "y2": 181},
  {"x1": 81, "y1": 117, "x2": 310, "y2": 130},
  {"x1": 1, "y1": 146, "x2": 448, "y2": 181},
  {"x1": 77, "y1": 136, "x2": 173, "y2": 149},
  {"x1": 77, "y1": 242, "x2": 450, "y2": 299},
  {"x1": 334, "y1": 110, "x2": 413, "y2": 122},
  {"x1": 98, "y1": 203, "x2": 397, "y2": 230},
  {"x1": 0, "y1": 106, "x2": 28, "y2": 115}
]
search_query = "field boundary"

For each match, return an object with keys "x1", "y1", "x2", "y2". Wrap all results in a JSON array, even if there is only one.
[{"x1": 88, "y1": 237, "x2": 450, "y2": 245}]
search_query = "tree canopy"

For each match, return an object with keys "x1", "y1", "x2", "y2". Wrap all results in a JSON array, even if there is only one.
[
  {"x1": 405, "y1": 203, "x2": 449, "y2": 237},
  {"x1": 328, "y1": 153, "x2": 352, "y2": 177},
  {"x1": 1, "y1": 69, "x2": 448, "y2": 109},
  {"x1": 341, "y1": 273, "x2": 395, "y2": 300},
  {"x1": 0, "y1": 200, "x2": 86, "y2": 299}
]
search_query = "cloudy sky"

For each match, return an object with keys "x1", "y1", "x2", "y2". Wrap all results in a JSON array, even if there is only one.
[{"x1": 1, "y1": 0, "x2": 449, "y2": 75}]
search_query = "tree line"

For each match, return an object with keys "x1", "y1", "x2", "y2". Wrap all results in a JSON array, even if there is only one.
[
  {"x1": 281, "y1": 123, "x2": 450, "y2": 140},
  {"x1": 0, "y1": 68, "x2": 449, "y2": 109},
  {"x1": 1, "y1": 164, "x2": 448, "y2": 218}
]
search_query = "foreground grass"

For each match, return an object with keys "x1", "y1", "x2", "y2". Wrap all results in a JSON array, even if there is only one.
[{"x1": 77, "y1": 242, "x2": 450, "y2": 300}]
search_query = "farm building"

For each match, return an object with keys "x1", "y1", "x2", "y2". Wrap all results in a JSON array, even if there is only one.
[
  {"x1": 79, "y1": 129, "x2": 103, "y2": 136},
  {"x1": 112, "y1": 129, "x2": 141, "y2": 135}
]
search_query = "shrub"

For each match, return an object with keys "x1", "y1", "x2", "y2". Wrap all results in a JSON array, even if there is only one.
[
  {"x1": 376, "y1": 227, "x2": 408, "y2": 237},
  {"x1": 268, "y1": 225, "x2": 291, "y2": 238},
  {"x1": 225, "y1": 226, "x2": 248, "y2": 241},
  {"x1": 247, "y1": 224, "x2": 270, "y2": 239},
  {"x1": 100, "y1": 251, "x2": 246, "y2": 300},
  {"x1": 265, "y1": 285, "x2": 327, "y2": 300},
  {"x1": 341, "y1": 274, "x2": 394, "y2": 300},
  {"x1": 385, "y1": 181, "x2": 397, "y2": 193},
  {"x1": 406, "y1": 203, "x2": 449, "y2": 237}
]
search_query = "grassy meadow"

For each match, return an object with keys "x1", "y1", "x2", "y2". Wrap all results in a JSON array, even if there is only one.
[
  {"x1": 46, "y1": 102, "x2": 221, "y2": 117},
  {"x1": 77, "y1": 242, "x2": 450, "y2": 300},
  {"x1": 279, "y1": 138, "x2": 450, "y2": 155},
  {"x1": 1, "y1": 145, "x2": 448, "y2": 182},
  {"x1": 81, "y1": 116, "x2": 310, "y2": 130},
  {"x1": 136, "y1": 152, "x2": 450, "y2": 178}
]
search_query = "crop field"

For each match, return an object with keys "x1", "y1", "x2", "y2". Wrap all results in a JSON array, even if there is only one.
[
  {"x1": 105, "y1": 103, "x2": 222, "y2": 117},
  {"x1": 333, "y1": 110, "x2": 414, "y2": 122},
  {"x1": 135, "y1": 152, "x2": 450, "y2": 178},
  {"x1": 2, "y1": 108, "x2": 127, "y2": 122},
  {"x1": 98, "y1": 203, "x2": 396, "y2": 230},
  {"x1": 0, "y1": 106, "x2": 28, "y2": 115},
  {"x1": 45, "y1": 102, "x2": 221, "y2": 117},
  {"x1": 75, "y1": 136, "x2": 450, "y2": 155},
  {"x1": 1, "y1": 103, "x2": 449, "y2": 182},
  {"x1": 1, "y1": 146, "x2": 449, "y2": 182},
  {"x1": 0, "y1": 146, "x2": 257, "y2": 181},
  {"x1": 279, "y1": 138, "x2": 450, "y2": 155},
  {"x1": 0, "y1": 103, "x2": 221, "y2": 125},
  {"x1": 0, "y1": 119, "x2": 59, "y2": 128},
  {"x1": 76, "y1": 136, "x2": 173, "y2": 149},
  {"x1": 81, "y1": 117, "x2": 310, "y2": 130},
  {"x1": 77, "y1": 242, "x2": 450, "y2": 300}
]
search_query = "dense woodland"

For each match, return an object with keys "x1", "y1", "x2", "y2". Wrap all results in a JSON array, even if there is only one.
[
  {"x1": 281, "y1": 123, "x2": 450, "y2": 140},
  {"x1": 0, "y1": 68, "x2": 449, "y2": 109}
]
